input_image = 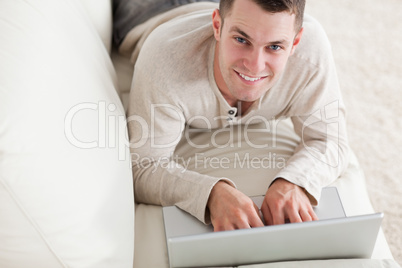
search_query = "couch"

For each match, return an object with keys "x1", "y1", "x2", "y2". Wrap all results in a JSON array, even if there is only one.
[{"x1": 0, "y1": 0, "x2": 400, "y2": 267}]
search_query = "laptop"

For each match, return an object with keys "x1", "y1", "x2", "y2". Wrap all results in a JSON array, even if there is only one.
[{"x1": 162, "y1": 187, "x2": 383, "y2": 268}]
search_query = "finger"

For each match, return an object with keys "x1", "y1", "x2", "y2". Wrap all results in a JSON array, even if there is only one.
[
  {"x1": 231, "y1": 200, "x2": 262, "y2": 229},
  {"x1": 309, "y1": 208, "x2": 319, "y2": 221},
  {"x1": 211, "y1": 220, "x2": 228, "y2": 232},
  {"x1": 212, "y1": 219, "x2": 237, "y2": 232},
  {"x1": 299, "y1": 209, "x2": 313, "y2": 222},
  {"x1": 218, "y1": 225, "x2": 235, "y2": 232},
  {"x1": 212, "y1": 223, "x2": 226, "y2": 232},
  {"x1": 211, "y1": 214, "x2": 237, "y2": 232},
  {"x1": 247, "y1": 219, "x2": 263, "y2": 228},
  {"x1": 217, "y1": 209, "x2": 256, "y2": 230},
  {"x1": 261, "y1": 203, "x2": 272, "y2": 226},
  {"x1": 235, "y1": 218, "x2": 253, "y2": 230},
  {"x1": 271, "y1": 207, "x2": 286, "y2": 225},
  {"x1": 249, "y1": 205, "x2": 264, "y2": 228},
  {"x1": 253, "y1": 202, "x2": 263, "y2": 221},
  {"x1": 231, "y1": 203, "x2": 264, "y2": 229},
  {"x1": 286, "y1": 208, "x2": 302, "y2": 223}
]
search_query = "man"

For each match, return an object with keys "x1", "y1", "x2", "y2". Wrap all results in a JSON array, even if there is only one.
[{"x1": 120, "y1": 0, "x2": 349, "y2": 231}]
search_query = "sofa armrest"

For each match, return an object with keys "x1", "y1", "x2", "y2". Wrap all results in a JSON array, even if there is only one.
[{"x1": 0, "y1": 0, "x2": 134, "y2": 267}]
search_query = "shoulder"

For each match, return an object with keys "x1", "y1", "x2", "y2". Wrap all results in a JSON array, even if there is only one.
[
  {"x1": 134, "y1": 8, "x2": 216, "y2": 90},
  {"x1": 291, "y1": 14, "x2": 334, "y2": 67},
  {"x1": 132, "y1": 8, "x2": 216, "y2": 101},
  {"x1": 137, "y1": 8, "x2": 215, "y2": 66},
  {"x1": 275, "y1": 15, "x2": 341, "y2": 115}
]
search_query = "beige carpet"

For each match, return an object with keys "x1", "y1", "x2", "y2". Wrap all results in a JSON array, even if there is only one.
[{"x1": 305, "y1": 0, "x2": 402, "y2": 264}]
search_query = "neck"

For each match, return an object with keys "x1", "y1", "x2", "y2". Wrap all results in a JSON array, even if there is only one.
[{"x1": 236, "y1": 101, "x2": 254, "y2": 116}]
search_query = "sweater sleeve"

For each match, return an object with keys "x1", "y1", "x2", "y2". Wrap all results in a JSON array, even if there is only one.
[
  {"x1": 276, "y1": 99, "x2": 350, "y2": 206},
  {"x1": 127, "y1": 62, "x2": 235, "y2": 224},
  {"x1": 273, "y1": 26, "x2": 350, "y2": 205}
]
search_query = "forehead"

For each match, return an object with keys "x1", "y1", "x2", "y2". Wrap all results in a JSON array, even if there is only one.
[{"x1": 223, "y1": 0, "x2": 296, "y2": 42}]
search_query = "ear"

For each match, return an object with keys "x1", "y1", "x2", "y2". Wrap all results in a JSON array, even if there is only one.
[
  {"x1": 290, "y1": 27, "x2": 304, "y2": 55},
  {"x1": 212, "y1": 9, "x2": 222, "y2": 41}
]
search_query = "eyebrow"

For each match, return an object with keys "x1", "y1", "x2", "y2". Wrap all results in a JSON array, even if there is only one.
[{"x1": 229, "y1": 26, "x2": 290, "y2": 47}]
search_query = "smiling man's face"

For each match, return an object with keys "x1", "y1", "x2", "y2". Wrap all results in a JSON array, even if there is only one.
[{"x1": 212, "y1": 0, "x2": 303, "y2": 106}]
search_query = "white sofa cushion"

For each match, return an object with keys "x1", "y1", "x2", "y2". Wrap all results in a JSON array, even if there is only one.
[
  {"x1": 81, "y1": 0, "x2": 113, "y2": 53},
  {"x1": 0, "y1": 0, "x2": 134, "y2": 267}
]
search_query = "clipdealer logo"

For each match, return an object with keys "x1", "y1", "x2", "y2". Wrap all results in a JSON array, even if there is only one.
[
  {"x1": 130, "y1": 152, "x2": 287, "y2": 173},
  {"x1": 63, "y1": 101, "x2": 342, "y2": 168}
]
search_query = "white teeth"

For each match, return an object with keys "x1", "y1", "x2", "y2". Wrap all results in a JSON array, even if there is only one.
[{"x1": 239, "y1": 73, "x2": 262, "y2": 82}]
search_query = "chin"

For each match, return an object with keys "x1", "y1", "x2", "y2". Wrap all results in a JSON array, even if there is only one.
[
  {"x1": 235, "y1": 95, "x2": 260, "y2": 103},
  {"x1": 236, "y1": 89, "x2": 265, "y2": 102}
]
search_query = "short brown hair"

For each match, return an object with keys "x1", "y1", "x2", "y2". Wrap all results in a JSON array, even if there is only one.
[{"x1": 219, "y1": 0, "x2": 305, "y2": 32}]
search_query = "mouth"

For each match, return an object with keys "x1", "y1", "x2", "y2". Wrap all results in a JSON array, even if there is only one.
[{"x1": 235, "y1": 71, "x2": 268, "y2": 83}]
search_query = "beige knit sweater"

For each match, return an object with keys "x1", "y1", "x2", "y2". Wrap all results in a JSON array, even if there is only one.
[{"x1": 125, "y1": 3, "x2": 349, "y2": 224}]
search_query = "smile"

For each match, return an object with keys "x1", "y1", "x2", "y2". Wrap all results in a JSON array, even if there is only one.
[{"x1": 236, "y1": 71, "x2": 267, "y2": 82}]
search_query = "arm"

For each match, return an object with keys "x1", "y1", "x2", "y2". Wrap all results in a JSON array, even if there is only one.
[
  {"x1": 128, "y1": 65, "x2": 235, "y2": 224},
  {"x1": 260, "y1": 106, "x2": 348, "y2": 225},
  {"x1": 261, "y1": 101, "x2": 349, "y2": 224},
  {"x1": 276, "y1": 63, "x2": 350, "y2": 206}
]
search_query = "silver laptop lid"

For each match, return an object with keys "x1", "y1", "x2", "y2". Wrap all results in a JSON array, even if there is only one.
[{"x1": 163, "y1": 187, "x2": 383, "y2": 268}]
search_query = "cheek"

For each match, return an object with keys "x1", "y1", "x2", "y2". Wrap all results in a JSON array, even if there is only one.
[
  {"x1": 221, "y1": 41, "x2": 244, "y2": 66},
  {"x1": 267, "y1": 54, "x2": 289, "y2": 74}
]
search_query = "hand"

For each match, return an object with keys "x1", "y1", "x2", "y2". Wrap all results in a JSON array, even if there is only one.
[
  {"x1": 207, "y1": 181, "x2": 264, "y2": 232},
  {"x1": 260, "y1": 178, "x2": 318, "y2": 225}
]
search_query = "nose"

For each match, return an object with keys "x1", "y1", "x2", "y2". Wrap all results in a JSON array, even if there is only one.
[{"x1": 243, "y1": 48, "x2": 266, "y2": 75}]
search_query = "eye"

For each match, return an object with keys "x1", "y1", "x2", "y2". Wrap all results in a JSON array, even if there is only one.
[
  {"x1": 235, "y1": 37, "x2": 248, "y2": 44},
  {"x1": 269, "y1": 45, "x2": 282, "y2": 51}
]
